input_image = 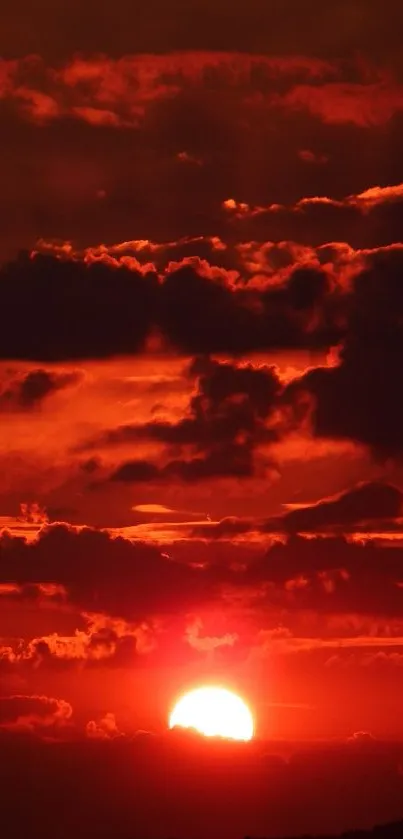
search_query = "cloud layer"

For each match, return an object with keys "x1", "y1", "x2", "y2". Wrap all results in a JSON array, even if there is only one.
[{"x1": 1, "y1": 9, "x2": 403, "y2": 767}]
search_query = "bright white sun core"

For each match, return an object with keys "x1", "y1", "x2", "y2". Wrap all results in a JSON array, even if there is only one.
[{"x1": 169, "y1": 686, "x2": 254, "y2": 741}]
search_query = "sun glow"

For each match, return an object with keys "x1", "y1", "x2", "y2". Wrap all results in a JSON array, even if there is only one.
[{"x1": 169, "y1": 686, "x2": 254, "y2": 741}]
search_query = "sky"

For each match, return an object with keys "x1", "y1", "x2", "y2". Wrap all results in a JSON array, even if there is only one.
[{"x1": 1, "y1": 1, "x2": 403, "y2": 836}]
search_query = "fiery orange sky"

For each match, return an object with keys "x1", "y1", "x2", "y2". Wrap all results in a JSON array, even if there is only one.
[{"x1": 1, "y1": 2, "x2": 403, "y2": 837}]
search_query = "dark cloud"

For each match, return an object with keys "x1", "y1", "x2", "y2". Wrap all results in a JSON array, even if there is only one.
[
  {"x1": 0, "y1": 524, "x2": 217, "y2": 620},
  {"x1": 110, "y1": 446, "x2": 254, "y2": 483},
  {"x1": 105, "y1": 357, "x2": 280, "y2": 481},
  {"x1": 244, "y1": 535, "x2": 403, "y2": 617},
  {"x1": 191, "y1": 482, "x2": 403, "y2": 538},
  {"x1": 0, "y1": 694, "x2": 72, "y2": 731},
  {"x1": 0, "y1": 368, "x2": 79, "y2": 410},
  {"x1": 0, "y1": 252, "x2": 343, "y2": 359},
  {"x1": 2, "y1": 521, "x2": 403, "y2": 624},
  {"x1": 157, "y1": 264, "x2": 261, "y2": 354},
  {"x1": 1, "y1": 52, "x2": 403, "y2": 262},
  {"x1": 0, "y1": 253, "x2": 154, "y2": 359},
  {"x1": 286, "y1": 249, "x2": 403, "y2": 454},
  {"x1": 3, "y1": 53, "x2": 403, "y2": 135},
  {"x1": 109, "y1": 460, "x2": 160, "y2": 483},
  {"x1": 0, "y1": 53, "x2": 339, "y2": 127},
  {"x1": 4, "y1": 238, "x2": 403, "y2": 361},
  {"x1": 158, "y1": 262, "x2": 340, "y2": 352},
  {"x1": 226, "y1": 188, "x2": 403, "y2": 250},
  {"x1": 273, "y1": 482, "x2": 403, "y2": 534}
]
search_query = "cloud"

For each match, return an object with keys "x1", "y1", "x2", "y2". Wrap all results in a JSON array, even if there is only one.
[
  {"x1": 2, "y1": 236, "x2": 402, "y2": 360},
  {"x1": 280, "y1": 81, "x2": 403, "y2": 126},
  {"x1": 0, "y1": 611, "x2": 159, "y2": 672},
  {"x1": 275, "y1": 245, "x2": 403, "y2": 455},
  {"x1": 0, "y1": 249, "x2": 341, "y2": 360},
  {"x1": 2, "y1": 519, "x2": 403, "y2": 631},
  {"x1": 0, "y1": 252, "x2": 153, "y2": 359},
  {"x1": 190, "y1": 482, "x2": 403, "y2": 539},
  {"x1": 2, "y1": 49, "x2": 403, "y2": 265},
  {"x1": 0, "y1": 368, "x2": 80, "y2": 410},
  {"x1": 223, "y1": 182, "x2": 403, "y2": 249},
  {"x1": 1, "y1": 54, "x2": 403, "y2": 131},
  {"x1": 86, "y1": 712, "x2": 121, "y2": 739},
  {"x1": 327, "y1": 651, "x2": 403, "y2": 670},
  {"x1": 110, "y1": 448, "x2": 255, "y2": 483},
  {"x1": 28, "y1": 625, "x2": 139, "y2": 670},
  {"x1": 184, "y1": 617, "x2": 238, "y2": 652},
  {"x1": 254, "y1": 629, "x2": 403, "y2": 658},
  {"x1": 0, "y1": 694, "x2": 72, "y2": 732},
  {"x1": 0, "y1": 523, "x2": 219, "y2": 620},
  {"x1": 103, "y1": 357, "x2": 281, "y2": 481},
  {"x1": 286, "y1": 306, "x2": 403, "y2": 453},
  {"x1": 0, "y1": 53, "x2": 342, "y2": 129},
  {"x1": 348, "y1": 730, "x2": 376, "y2": 742},
  {"x1": 243, "y1": 535, "x2": 403, "y2": 617},
  {"x1": 273, "y1": 482, "x2": 403, "y2": 534},
  {"x1": 132, "y1": 504, "x2": 191, "y2": 515}
]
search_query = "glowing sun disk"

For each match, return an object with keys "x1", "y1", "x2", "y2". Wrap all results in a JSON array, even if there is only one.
[{"x1": 169, "y1": 686, "x2": 254, "y2": 741}]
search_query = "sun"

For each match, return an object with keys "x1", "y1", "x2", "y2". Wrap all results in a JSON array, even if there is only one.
[{"x1": 169, "y1": 686, "x2": 254, "y2": 741}]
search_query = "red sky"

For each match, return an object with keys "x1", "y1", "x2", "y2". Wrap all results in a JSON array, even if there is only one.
[{"x1": 1, "y1": 2, "x2": 403, "y2": 837}]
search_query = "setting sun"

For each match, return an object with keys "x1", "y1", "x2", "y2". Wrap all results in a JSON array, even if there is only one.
[{"x1": 169, "y1": 687, "x2": 254, "y2": 741}]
